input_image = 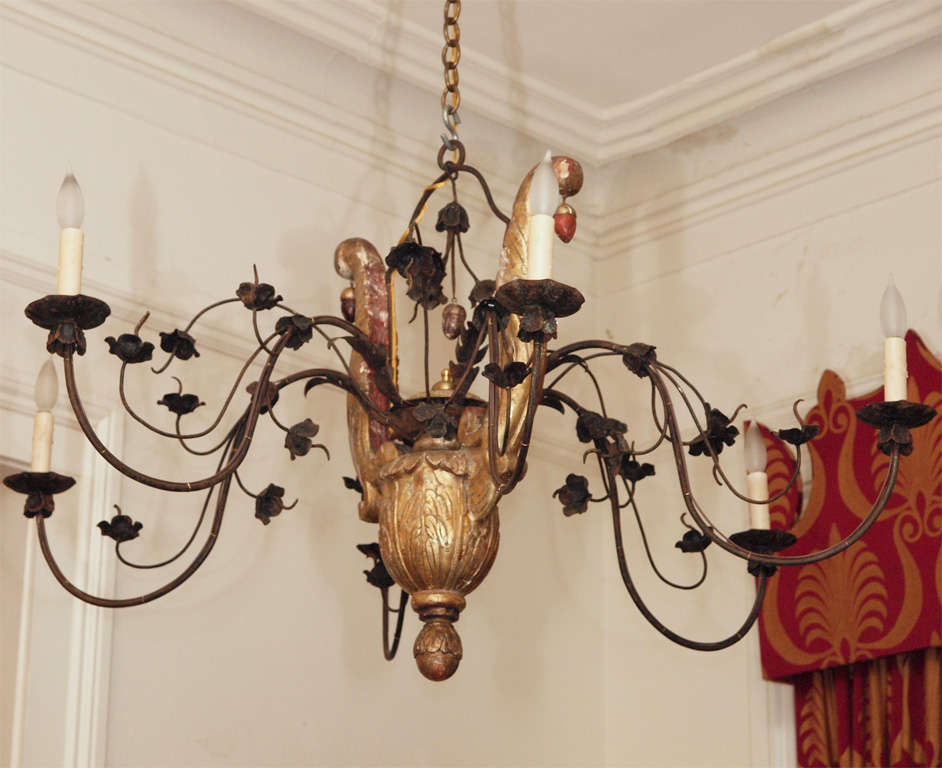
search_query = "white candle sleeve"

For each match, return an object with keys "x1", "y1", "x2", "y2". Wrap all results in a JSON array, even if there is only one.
[
  {"x1": 883, "y1": 336, "x2": 907, "y2": 401},
  {"x1": 31, "y1": 411, "x2": 54, "y2": 472},
  {"x1": 527, "y1": 213, "x2": 555, "y2": 280},
  {"x1": 746, "y1": 471, "x2": 770, "y2": 529},
  {"x1": 57, "y1": 228, "x2": 84, "y2": 295}
]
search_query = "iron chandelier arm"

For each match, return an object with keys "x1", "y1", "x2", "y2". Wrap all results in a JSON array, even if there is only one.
[
  {"x1": 654, "y1": 363, "x2": 804, "y2": 505},
  {"x1": 620, "y1": 476, "x2": 709, "y2": 591},
  {"x1": 117, "y1": 331, "x2": 280, "y2": 441},
  {"x1": 541, "y1": 386, "x2": 709, "y2": 592},
  {"x1": 544, "y1": 339, "x2": 807, "y2": 503},
  {"x1": 33, "y1": 441, "x2": 238, "y2": 608},
  {"x1": 381, "y1": 588, "x2": 409, "y2": 661},
  {"x1": 273, "y1": 368, "x2": 396, "y2": 428},
  {"x1": 603, "y1": 456, "x2": 769, "y2": 651},
  {"x1": 646, "y1": 361, "x2": 903, "y2": 567},
  {"x1": 116, "y1": 422, "x2": 241, "y2": 570},
  {"x1": 61, "y1": 332, "x2": 290, "y2": 493}
]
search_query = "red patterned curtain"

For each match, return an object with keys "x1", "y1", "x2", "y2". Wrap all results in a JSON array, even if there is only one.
[
  {"x1": 755, "y1": 331, "x2": 941, "y2": 767},
  {"x1": 794, "y1": 649, "x2": 940, "y2": 767}
]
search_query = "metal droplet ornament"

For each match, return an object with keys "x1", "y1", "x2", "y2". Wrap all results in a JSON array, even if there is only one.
[{"x1": 441, "y1": 302, "x2": 466, "y2": 340}]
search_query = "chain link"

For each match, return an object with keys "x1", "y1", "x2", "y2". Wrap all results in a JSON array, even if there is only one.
[{"x1": 441, "y1": 0, "x2": 461, "y2": 123}]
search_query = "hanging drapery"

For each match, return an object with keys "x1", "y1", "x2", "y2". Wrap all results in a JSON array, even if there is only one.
[
  {"x1": 794, "y1": 648, "x2": 940, "y2": 767},
  {"x1": 755, "y1": 330, "x2": 941, "y2": 767}
]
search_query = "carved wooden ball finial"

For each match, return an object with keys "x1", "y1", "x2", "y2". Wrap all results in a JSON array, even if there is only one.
[{"x1": 414, "y1": 619, "x2": 463, "y2": 681}]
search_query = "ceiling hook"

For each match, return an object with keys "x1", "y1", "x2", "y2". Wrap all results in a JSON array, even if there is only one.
[{"x1": 441, "y1": 106, "x2": 461, "y2": 150}]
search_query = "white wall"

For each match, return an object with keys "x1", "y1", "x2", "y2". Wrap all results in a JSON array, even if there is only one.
[
  {"x1": 593, "y1": 31, "x2": 942, "y2": 768},
  {"x1": 0, "y1": 2, "x2": 939, "y2": 767}
]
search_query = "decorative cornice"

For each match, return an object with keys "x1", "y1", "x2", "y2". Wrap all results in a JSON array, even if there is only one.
[
  {"x1": 595, "y1": 87, "x2": 942, "y2": 256},
  {"x1": 235, "y1": 0, "x2": 942, "y2": 164},
  {"x1": 0, "y1": 0, "x2": 936, "y2": 273},
  {"x1": 596, "y1": 0, "x2": 942, "y2": 160}
]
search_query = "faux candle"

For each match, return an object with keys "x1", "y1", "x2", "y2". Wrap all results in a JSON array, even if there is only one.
[
  {"x1": 56, "y1": 173, "x2": 85, "y2": 295},
  {"x1": 527, "y1": 150, "x2": 557, "y2": 280},
  {"x1": 744, "y1": 422, "x2": 769, "y2": 530},
  {"x1": 880, "y1": 276, "x2": 907, "y2": 401}
]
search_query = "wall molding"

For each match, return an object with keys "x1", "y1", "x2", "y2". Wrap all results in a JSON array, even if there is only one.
[
  {"x1": 0, "y1": 1, "x2": 525, "y2": 216},
  {"x1": 0, "y1": 375, "x2": 116, "y2": 767},
  {"x1": 236, "y1": 0, "x2": 942, "y2": 164},
  {"x1": 62, "y1": 409, "x2": 123, "y2": 768},
  {"x1": 597, "y1": 86, "x2": 942, "y2": 256},
  {"x1": 2, "y1": 1, "x2": 937, "y2": 266}
]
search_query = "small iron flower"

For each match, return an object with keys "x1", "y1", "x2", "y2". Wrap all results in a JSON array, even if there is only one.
[
  {"x1": 675, "y1": 529, "x2": 711, "y2": 553},
  {"x1": 98, "y1": 507, "x2": 143, "y2": 543},
  {"x1": 575, "y1": 410, "x2": 627, "y2": 444},
  {"x1": 105, "y1": 333, "x2": 155, "y2": 364},
  {"x1": 246, "y1": 381, "x2": 280, "y2": 413},
  {"x1": 435, "y1": 201, "x2": 470, "y2": 234},
  {"x1": 255, "y1": 483, "x2": 290, "y2": 525},
  {"x1": 47, "y1": 322, "x2": 86, "y2": 357},
  {"x1": 343, "y1": 476, "x2": 363, "y2": 495},
  {"x1": 24, "y1": 492, "x2": 56, "y2": 519},
  {"x1": 622, "y1": 343, "x2": 656, "y2": 378},
  {"x1": 688, "y1": 406, "x2": 739, "y2": 457},
  {"x1": 284, "y1": 419, "x2": 329, "y2": 461},
  {"x1": 413, "y1": 401, "x2": 456, "y2": 439},
  {"x1": 385, "y1": 242, "x2": 447, "y2": 310},
  {"x1": 620, "y1": 458, "x2": 655, "y2": 483},
  {"x1": 482, "y1": 361, "x2": 529, "y2": 389},
  {"x1": 157, "y1": 392, "x2": 204, "y2": 416},
  {"x1": 553, "y1": 474, "x2": 591, "y2": 516},
  {"x1": 776, "y1": 424, "x2": 821, "y2": 446},
  {"x1": 237, "y1": 280, "x2": 282, "y2": 311},
  {"x1": 517, "y1": 305, "x2": 558, "y2": 343},
  {"x1": 159, "y1": 329, "x2": 199, "y2": 360},
  {"x1": 357, "y1": 542, "x2": 396, "y2": 590},
  {"x1": 274, "y1": 314, "x2": 313, "y2": 350}
]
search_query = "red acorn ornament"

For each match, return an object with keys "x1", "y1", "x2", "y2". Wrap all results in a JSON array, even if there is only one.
[{"x1": 554, "y1": 202, "x2": 577, "y2": 243}]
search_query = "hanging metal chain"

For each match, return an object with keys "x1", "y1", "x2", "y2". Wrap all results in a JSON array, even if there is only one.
[{"x1": 441, "y1": 0, "x2": 461, "y2": 148}]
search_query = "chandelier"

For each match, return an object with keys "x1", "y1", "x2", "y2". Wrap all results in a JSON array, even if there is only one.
[{"x1": 4, "y1": 1, "x2": 937, "y2": 682}]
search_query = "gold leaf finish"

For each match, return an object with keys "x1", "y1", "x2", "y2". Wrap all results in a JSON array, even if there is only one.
[{"x1": 336, "y1": 157, "x2": 581, "y2": 679}]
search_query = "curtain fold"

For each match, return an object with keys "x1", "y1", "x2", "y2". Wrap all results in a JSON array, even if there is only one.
[{"x1": 794, "y1": 647, "x2": 941, "y2": 767}]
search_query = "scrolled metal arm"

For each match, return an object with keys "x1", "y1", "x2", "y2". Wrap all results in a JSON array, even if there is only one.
[
  {"x1": 603, "y1": 448, "x2": 768, "y2": 651},
  {"x1": 645, "y1": 360, "x2": 902, "y2": 567},
  {"x1": 62, "y1": 333, "x2": 289, "y2": 493},
  {"x1": 34, "y1": 433, "x2": 239, "y2": 607}
]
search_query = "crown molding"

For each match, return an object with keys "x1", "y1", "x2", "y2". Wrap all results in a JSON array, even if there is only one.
[
  {"x1": 0, "y1": 1, "x2": 603, "y2": 254},
  {"x1": 234, "y1": 0, "x2": 942, "y2": 164},
  {"x1": 0, "y1": 2, "x2": 520, "y2": 214},
  {"x1": 1, "y1": 0, "x2": 936, "y2": 271},
  {"x1": 595, "y1": 86, "x2": 942, "y2": 258},
  {"x1": 597, "y1": 0, "x2": 942, "y2": 159},
  {"x1": 231, "y1": 0, "x2": 603, "y2": 161}
]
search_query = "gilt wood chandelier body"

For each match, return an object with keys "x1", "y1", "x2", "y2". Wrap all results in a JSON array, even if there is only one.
[{"x1": 4, "y1": 0, "x2": 936, "y2": 682}]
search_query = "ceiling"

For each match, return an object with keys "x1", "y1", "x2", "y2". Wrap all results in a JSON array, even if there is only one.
[
  {"x1": 238, "y1": 0, "x2": 924, "y2": 162},
  {"x1": 389, "y1": 0, "x2": 857, "y2": 110}
]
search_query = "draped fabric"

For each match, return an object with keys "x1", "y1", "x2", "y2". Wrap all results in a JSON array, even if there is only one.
[
  {"x1": 794, "y1": 648, "x2": 940, "y2": 767},
  {"x1": 753, "y1": 331, "x2": 941, "y2": 768}
]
